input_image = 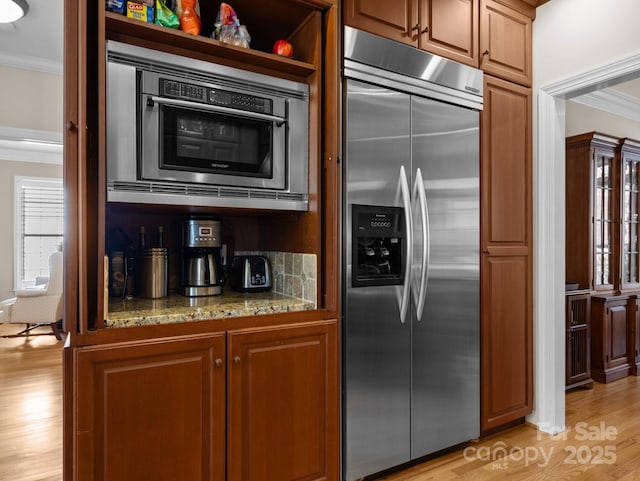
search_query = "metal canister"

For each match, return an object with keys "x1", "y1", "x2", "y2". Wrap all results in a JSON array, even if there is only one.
[{"x1": 141, "y1": 248, "x2": 168, "y2": 298}]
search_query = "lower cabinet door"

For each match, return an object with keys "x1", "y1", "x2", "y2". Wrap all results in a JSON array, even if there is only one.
[
  {"x1": 227, "y1": 320, "x2": 339, "y2": 481},
  {"x1": 74, "y1": 334, "x2": 226, "y2": 481}
]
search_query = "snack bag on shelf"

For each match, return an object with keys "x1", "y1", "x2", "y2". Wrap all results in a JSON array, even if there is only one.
[
  {"x1": 176, "y1": 0, "x2": 201, "y2": 35},
  {"x1": 155, "y1": 0, "x2": 179, "y2": 28},
  {"x1": 211, "y1": 2, "x2": 251, "y2": 48}
]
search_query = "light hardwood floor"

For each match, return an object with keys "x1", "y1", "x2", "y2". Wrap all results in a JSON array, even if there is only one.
[
  {"x1": 0, "y1": 323, "x2": 63, "y2": 481},
  {"x1": 1, "y1": 321, "x2": 639, "y2": 481},
  {"x1": 373, "y1": 376, "x2": 640, "y2": 480}
]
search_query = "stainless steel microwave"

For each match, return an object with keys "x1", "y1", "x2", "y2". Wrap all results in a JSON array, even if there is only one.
[{"x1": 106, "y1": 41, "x2": 309, "y2": 211}]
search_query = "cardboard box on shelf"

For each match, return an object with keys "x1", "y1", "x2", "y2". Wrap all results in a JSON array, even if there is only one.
[{"x1": 126, "y1": 1, "x2": 155, "y2": 23}]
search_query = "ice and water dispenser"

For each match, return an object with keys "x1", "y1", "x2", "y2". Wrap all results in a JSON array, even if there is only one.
[{"x1": 352, "y1": 205, "x2": 405, "y2": 287}]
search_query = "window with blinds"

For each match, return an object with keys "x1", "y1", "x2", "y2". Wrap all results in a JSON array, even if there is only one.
[{"x1": 15, "y1": 177, "x2": 63, "y2": 289}]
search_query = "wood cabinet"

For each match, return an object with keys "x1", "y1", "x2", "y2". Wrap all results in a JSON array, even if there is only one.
[
  {"x1": 343, "y1": 0, "x2": 479, "y2": 67},
  {"x1": 619, "y1": 139, "x2": 640, "y2": 291},
  {"x1": 565, "y1": 291, "x2": 593, "y2": 389},
  {"x1": 479, "y1": 0, "x2": 533, "y2": 86},
  {"x1": 480, "y1": 74, "x2": 532, "y2": 433},
  {"x1": 64, "y1": 0, "x2": 340, "y2": 337},
  {"x1": 629, "y1": 296, "x2": 640, "y2": 375},
  {"x1": 63, "y1": 1, "x2": 340, "y2": 478},
  {"x1": 74, "y1": 320, "x2": 338, "y2": 481},
  {"x1": 566, "y1": 133, "x2": 620, "y2": 293},
  {"x1": 227, "y1": 321, "x2": 338, "y2": 481},
  {"x1": 74, "y1": 334, "x2": 227, "y2": 481},
  {"x1": 591, "y1": 296, "x2": 631, "y2": 383},
  {"x1": 566, "y1": 133, "x2": 640, "y2": 383}
]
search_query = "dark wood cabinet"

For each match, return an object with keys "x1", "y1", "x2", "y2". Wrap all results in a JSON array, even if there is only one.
[
  {"x1": 479, "y1": 0, "x2": 533, "y2": 86},
  {"x1": 74, "y1": 320, "x2": 338, "y2": 481},
  {"x1": 343, "y1": 0, "x2": 479, "y2": 66},
  {"x1": 619, "y1": 139, "x2": 640, "y2": 292},
  {"x1": 591, "y1": 296, "x2": 631, "y2": 383},
  {"x1": 75, "y1": 334, "x2": 227, "y2": 481},
  {"x1": 629, "y1": 296, "x2": 640, "y2": 375},
  {"x1": 480, "y1": 74, "x2": 533, "y2": 433},
  {"x1": 565, "y1": 291, "x2": 593, "y2": 389},
  {"x1": 566, "y1": 133, "x2": 640, "y2": 383},
  {"x1": 227, "y1": 320, "x2": 338, "y2": 481},
  {"x1": 566, "y1": 133, "x2": 620, "y2": 293}
]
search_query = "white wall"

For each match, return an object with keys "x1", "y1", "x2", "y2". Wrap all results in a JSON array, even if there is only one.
[
  {"x1": 0, "y1": 66, "x2": 63, "y2": 131},
  {"x1": 534, "y1": 0, "x2": 640, "y2": 88},
  {"x1": 566, "y1": 101, "x2": 640, "y2": 138},
  {"x1": 532, "y1": 0, "x2": 640, "y2": 433},
  {"x1": 0, "y1": 66, "x2": 63, "y2": 300}
]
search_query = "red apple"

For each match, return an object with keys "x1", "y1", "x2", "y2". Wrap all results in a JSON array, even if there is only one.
[{"x1": 272, "y1": 39, "x2": 294, "y2": 58}]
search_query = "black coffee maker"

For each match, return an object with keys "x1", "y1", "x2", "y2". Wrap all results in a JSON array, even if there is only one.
[{"x1": 182, "y1": 218, "x2": 223, "y2": 296}]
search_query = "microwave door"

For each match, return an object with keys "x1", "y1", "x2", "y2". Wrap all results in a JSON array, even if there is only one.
[{"x1": 141, "y1": 95, "x2": 287, "y2": 190}]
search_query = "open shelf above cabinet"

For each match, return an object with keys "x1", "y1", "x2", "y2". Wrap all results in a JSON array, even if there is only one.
[{"x1": 105, "y1": 0, "x2": 325, "y2": 80}]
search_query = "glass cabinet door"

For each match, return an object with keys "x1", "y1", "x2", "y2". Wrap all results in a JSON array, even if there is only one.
[
  {"x1": 621, "y1": 153, "x2": 640, "y2": 289},
  {"x1": 593, "y1": 152, "x2": 614, "y2": 290}
]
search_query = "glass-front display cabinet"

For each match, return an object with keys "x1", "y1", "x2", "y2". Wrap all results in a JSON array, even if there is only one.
[
  {"x1": 593, "y1": 149, "x2": 615, "y2": 290},
  {"x1": 566, "y1": 132, "x2": 619, "y2": 293},
  {"x1": 620, "y1": 139, "x2": 640, "y2": 291}
]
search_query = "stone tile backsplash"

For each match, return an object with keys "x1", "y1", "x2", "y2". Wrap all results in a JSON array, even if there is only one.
[{"x1": 233, "y1": 251, "x2": 317, "y2": 306}]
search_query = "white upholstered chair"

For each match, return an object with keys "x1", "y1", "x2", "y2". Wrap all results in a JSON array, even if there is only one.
[{"x1": 0, "y1": 250, "x2": 63, "y2": 337}]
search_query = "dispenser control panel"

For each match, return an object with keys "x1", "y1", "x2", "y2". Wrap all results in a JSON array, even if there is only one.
[{"x1": 352, "y1": 204, "x2": 404, "y2": 287}]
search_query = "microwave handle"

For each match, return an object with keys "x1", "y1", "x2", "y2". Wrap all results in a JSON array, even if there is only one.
[{"x1": 147, "y1": 96, "x2": 287, "y2": 127}]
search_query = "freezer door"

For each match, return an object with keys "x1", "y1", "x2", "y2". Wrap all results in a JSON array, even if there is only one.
[
  {"x1": 410, "y1": 96, "x2": 480, "y2": 458},
  {"x1": 343, "y1": 79, "x2": 412, "y2": 481}
]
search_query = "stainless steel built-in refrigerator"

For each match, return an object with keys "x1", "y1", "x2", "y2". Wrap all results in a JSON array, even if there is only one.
[{"x1": 342, "y1": 27, "x2": 483, "y2": 481}]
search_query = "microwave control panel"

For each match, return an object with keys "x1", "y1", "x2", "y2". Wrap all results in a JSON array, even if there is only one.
[{"x1": 160, "y1": 79, "x2": 273, "y2": 114}]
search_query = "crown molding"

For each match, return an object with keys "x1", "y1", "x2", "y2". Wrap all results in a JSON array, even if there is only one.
[
  {"x1": 0, "y1": 50, "x2": 62, "y2": 75},
  {"x1": 571, "y1": 88, "x2": 640, "y2": 124},
  {"x1": 0, "y1": 126, "x2": 63, "y2": 164},
  {"x1": 542, "y1": 51, "x2": 640, "y2": 98}
]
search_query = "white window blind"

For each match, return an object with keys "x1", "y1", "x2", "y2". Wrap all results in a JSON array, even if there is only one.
[{"x1": 15, "y1": 177, "x2": 63, "y2": 289}]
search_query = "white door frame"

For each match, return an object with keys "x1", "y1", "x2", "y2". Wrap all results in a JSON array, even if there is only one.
[{"x1": 531, "y1": 52, "x2": 640, "y2": 433}]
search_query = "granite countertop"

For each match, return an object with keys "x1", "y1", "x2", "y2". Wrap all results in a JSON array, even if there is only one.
[{"x1": 106, "y1": 290, "x2": 316, "y2": 328}]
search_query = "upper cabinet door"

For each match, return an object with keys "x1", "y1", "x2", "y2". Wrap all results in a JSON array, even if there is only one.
[
  {"x1": 479, "y1": 0, "x2": 533, "y2": 86},
  {"x1": 419, "y1": 0, "x2": 479, "y2": 67},
  {"x1": 343, "y1": 0, "x2": 418, "y2": 46}
]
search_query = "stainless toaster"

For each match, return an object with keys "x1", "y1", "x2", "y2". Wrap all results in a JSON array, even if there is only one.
[{"x1": 230, "y1": 255, "x2": 272, "y2": 292}]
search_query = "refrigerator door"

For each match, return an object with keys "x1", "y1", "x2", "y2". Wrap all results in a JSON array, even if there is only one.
[
  {"x1": 343, "y1": 78, "x2": 412, "y2": 481},
  {"x1": 410, "y1": 96, "x2": 480, "y2": 458}
]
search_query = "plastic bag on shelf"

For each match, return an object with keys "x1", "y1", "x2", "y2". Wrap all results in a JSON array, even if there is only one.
[
  {"x1": 176, "y1": 0, "x2": 201, "y2": 35},
  {"x1": 155, "y1": 0, "x2": 180, "y2": 29},
  {"x1": 211, "y1": 3, "x2": 251, "y2": 48}
]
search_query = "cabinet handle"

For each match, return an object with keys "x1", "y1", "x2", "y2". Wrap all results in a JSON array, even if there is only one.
[
  {"x1": 421, "y1": 26, "x2": 429, "y2": 34},
  {"x1": 482, "y1": 49, "x2": 490, "y2": 56},
  {"x1": 411, "y1": 24, "x2": 420, "y2": 32},
  {"x1": 66, "y1": 120, "x2": 77, "y2": 132},
  {"x1": 214, "y1": 358, "x2": 223, "y2": 367},
  {"x1": 233, "y1": 355, "x2": 241, "y2": 364},
  {"x1": 482, "y1": 248, "x2": 490, "y2": 255}
]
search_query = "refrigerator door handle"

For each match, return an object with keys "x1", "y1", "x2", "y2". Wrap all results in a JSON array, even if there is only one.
[
  {"x1": 399, "y1": 165, "x2": 412, "y2": 324},
  {"x1": 414, "y1": 168, "x2": 430, "y2": 321}
]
